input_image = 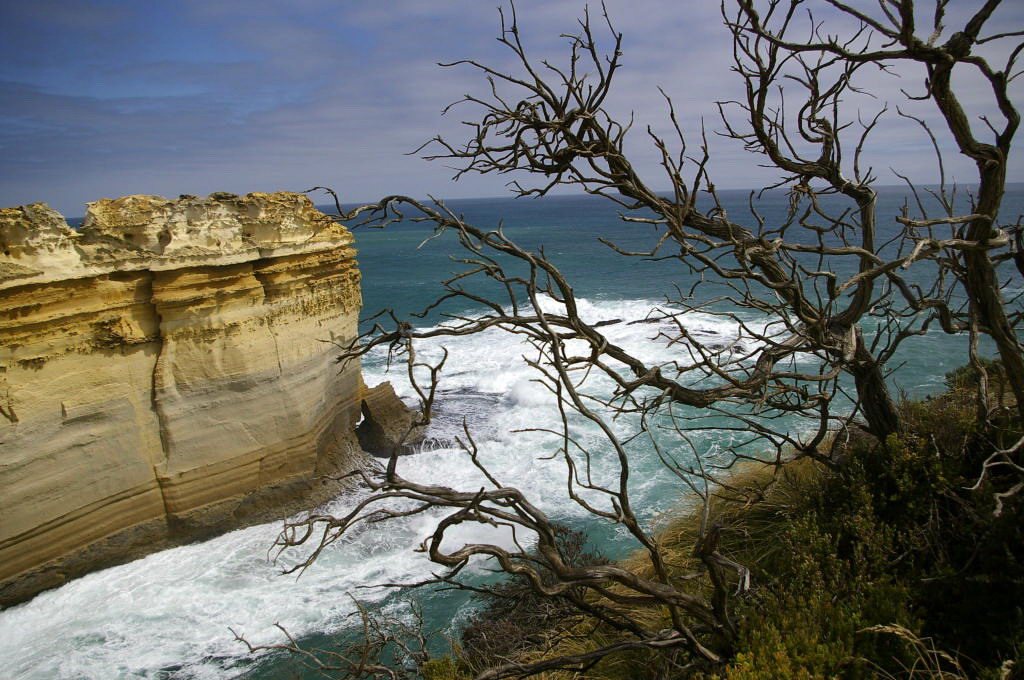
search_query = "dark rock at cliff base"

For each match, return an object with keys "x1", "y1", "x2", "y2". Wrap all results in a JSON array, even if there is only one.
[{"x1": 357, "y1": 382, "x2": 426, "y2": 457}]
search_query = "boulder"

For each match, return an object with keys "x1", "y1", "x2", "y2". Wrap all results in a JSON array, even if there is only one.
[{"x1": 356, "y1": 382, "x2": 425, "y2": 456}]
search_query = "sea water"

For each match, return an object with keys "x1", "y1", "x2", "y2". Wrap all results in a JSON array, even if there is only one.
[{"x1": 2, "y1": 188, "x2": 1021, "y2": 678}]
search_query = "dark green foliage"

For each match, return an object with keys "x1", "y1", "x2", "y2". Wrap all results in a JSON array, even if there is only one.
[
  {"x1": 703, "y1": 460, "x2": 919, "y2": 679},
  {"x1": 711, "y1": 375, "x2": 1024, "y2": 679},
  {"x1": 420, "y1": 655, "x2": 473, "y2": 680},
  {"x1": 944, "y1": 357, "x2": 1007, "y2": 391}
]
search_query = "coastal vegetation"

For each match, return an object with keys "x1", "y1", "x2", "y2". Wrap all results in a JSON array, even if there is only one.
[{"x1": 420, "y1": 362, "x2": 1023, "y2": 678}]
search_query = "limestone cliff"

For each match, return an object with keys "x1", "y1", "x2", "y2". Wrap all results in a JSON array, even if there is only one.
[{"x1": 0, "y1": 192, "x2": 371, "y2": 606}]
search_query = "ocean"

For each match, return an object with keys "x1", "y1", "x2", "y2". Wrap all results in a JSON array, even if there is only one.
[{"x1": 2, "y1": 187, "x2": 1021, "y2": 678}]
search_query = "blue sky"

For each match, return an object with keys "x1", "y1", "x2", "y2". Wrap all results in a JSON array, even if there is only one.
[{"x1": 1, "y1": 0, "x2": 1021, "y2": 216}]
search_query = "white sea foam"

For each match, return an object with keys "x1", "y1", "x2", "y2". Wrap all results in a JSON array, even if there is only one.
[{"x1": 0, "y1": 297, "x2": 757, "y2": 679}]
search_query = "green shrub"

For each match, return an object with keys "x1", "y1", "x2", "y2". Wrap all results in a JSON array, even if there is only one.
[
  {"x1": 420, "y1": 655, "x2": 472, "y2": 680},
  {"x1": 944, "y1": 356, "x2": 1006, "y2": 391}
]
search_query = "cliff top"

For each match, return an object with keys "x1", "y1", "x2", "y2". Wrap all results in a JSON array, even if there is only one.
[{"x1": 0, "y1": 192, "x2": 353, "y2": 290}]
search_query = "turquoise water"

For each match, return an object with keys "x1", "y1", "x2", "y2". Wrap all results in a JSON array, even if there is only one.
[
  {"x1": 2, "y1": 188, "x2": 1021, "y2": 678},
  {"x1": 356, "y1": 187, "x2": 1016, "y2": 396}
]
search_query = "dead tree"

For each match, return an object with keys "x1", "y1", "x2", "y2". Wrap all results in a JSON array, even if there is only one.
[
  {"x1": 727, "y1": 0, "x2": 1024, "y2": 429},
  {"x1": 276, "y1": 1, "x2": 1022, "y2": 676}
]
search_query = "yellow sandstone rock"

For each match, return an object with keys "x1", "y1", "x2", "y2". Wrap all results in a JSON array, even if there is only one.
[{"x1": 0, "y1": 192, "x2": 371, "y2": 606}]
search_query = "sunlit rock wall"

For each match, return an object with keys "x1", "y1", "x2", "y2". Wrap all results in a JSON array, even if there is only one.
[{"x1": 0, "y1": 192, "x2": 367, "y2": 606}]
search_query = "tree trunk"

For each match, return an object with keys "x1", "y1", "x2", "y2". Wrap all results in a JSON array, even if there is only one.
[
  {"x1": 962, "y1": 162, "x2": 1024, "y2": 423},
  {"x1": 926, "y1": 34, "x2": 1024, "y2": 423},
  {"x1": 851, "y1": 328, "x2": 902, "y2": 439}
]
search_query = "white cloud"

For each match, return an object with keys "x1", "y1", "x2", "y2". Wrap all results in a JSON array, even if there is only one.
[{"x1": 0, "y1": 1, "x2": 1020, "y2": 215}]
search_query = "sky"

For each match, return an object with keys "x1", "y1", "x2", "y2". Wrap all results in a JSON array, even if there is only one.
[{"x1": 1, "y1": 0, "x2": 1022, "y2": 217}]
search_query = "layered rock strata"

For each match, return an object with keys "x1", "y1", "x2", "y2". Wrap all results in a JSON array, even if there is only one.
[{"x1": 0, "y1": 192, "x2": 371, "y2": 606}]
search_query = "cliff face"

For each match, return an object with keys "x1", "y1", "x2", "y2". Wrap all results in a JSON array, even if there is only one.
[{"x1": 0, "y1": 192, "x2": 369, "y2": 606}]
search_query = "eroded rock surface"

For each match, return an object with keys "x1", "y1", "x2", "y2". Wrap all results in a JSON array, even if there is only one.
[{"x1": 0, "y1": 192, "x2": 372, "y2": 606}]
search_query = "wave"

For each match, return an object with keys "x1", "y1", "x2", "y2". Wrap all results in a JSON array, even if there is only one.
[{"x1": 0, "y1": 296, "x2": 791, "y2": 679}]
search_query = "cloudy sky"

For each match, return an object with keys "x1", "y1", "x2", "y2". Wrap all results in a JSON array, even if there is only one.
[{"x1": 1, "y1": 0, "x2": 1021, "y2": 216}]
